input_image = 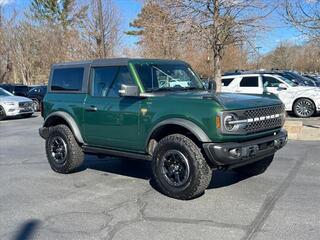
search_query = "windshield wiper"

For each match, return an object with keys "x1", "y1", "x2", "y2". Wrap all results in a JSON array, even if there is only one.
[
  {"x1": 181, "y1": 87, "x2": 204, "y2": 91},
  {"x1": 146, "y1": 87, "x2": 204, "y2": 92},
  {"x1": 146, "y1": 87, "x2": 178, "y2": 92}
]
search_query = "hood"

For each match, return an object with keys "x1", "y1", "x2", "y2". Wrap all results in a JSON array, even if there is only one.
[
  {"x1": 207, "y1": 92, "x2": 282, "y2": 110},
  {"x1": 150, "y1": 90, "x2": 282, "y2": 110},
  {"x1": 0, "y1": 96, "x2": 32, "y2": 103},
  {"x1": 287, "y1": 86, "x2": 320, "y2": 93}
]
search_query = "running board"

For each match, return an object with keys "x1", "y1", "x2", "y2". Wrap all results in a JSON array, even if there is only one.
[{"x1": 82, "y1": 146, "x2": 152, "y2": 161}]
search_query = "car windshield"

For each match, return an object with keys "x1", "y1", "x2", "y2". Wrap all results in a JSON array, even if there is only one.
[
  {"x1": 133, "y1": 62, "x2": 204, "y2": 92},
  {"x1": 276, "y1": 75, "x2": 297, "y2": 87},
  {"x1": 0, "y1": 87, "x2": 13, "y2": 96},
  {"x1": 284, "y1": 72, "x2": 315, "y2": 86}
]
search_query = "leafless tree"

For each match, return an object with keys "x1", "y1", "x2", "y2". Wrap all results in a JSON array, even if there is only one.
[
  {"x1": 127, "y1": 0, "x2": 182, "y2": 59},
  {"x1": 80, "y1": 0, "x2": 121, "y2": 58},
  {"x1": 165, "y1": 0, "x2": 272, "y2": 91},
  {"x1": 284, "y1": 0, "x2": 320, "y2": 44}
]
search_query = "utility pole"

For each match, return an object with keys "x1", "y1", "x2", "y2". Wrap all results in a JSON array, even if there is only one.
[
  {"x1": 256, "y1": 46, "x2": 262, "y2": 69},
  {"x1": 0, "y1": 6, "x2": 2, "y2": 29},
  {"x1": 97, "y1": 0, "x2": 106, "y2": 58}
]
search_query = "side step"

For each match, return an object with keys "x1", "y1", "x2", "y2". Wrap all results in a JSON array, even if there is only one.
[{"x1": 82, "y1": 146, "x2": 152, "y2": 161}]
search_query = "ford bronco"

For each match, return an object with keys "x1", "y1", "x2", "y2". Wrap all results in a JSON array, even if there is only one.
[{"x1": 39, "y1": 58, "x2": 287, "y2": 199}]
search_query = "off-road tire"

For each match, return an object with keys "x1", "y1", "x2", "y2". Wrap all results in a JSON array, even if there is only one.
[
  {"x1": 0, "y1": 106, "x2": 6, "y2": 121},
  {"x1": 46, "y1": 124, "x2": 84, "y2": 174},
  {"x1": 233, "y1": 154, "x2": 274, "y2": 176},
  {"x1": 152, "y1": 134, "x2": 212, "y2": 200},
  {"x1": 293, "y1": 98, "x2": 315, "y2": 118}
]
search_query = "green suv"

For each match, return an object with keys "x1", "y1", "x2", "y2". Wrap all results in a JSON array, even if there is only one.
[{"x1": 39, "y1": 58, "x2": 287, "y2": 199}]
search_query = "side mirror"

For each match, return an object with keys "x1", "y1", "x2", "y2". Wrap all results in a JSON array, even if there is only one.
[
  {"x1": 207, "y1": 81, "x2": 216, "y2": 92},
  {"x1": 119, "y1": 84, "x2": 140, "y2": 97},
  {"x1": 278, "y1": 83, "x2": 287, "y2": 90}
]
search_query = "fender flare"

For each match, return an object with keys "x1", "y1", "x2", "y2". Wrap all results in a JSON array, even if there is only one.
[
  {"x1": 146, "y1": 118, "x2": 211, "y2": 148},
  {"x1": 44, "y1": 111, "x2": 84, "y2": 144}
]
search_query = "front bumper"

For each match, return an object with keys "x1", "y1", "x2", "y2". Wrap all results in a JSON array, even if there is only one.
[
  {"x1": 39, "y1": 127, "x2": 49, "y2": 139},
  {"x1": 203, "y1": 129, "x2": 287, "y2": 169},
  {"x1": 5, "y1": 108, "x2": 34, "y2": 116}
]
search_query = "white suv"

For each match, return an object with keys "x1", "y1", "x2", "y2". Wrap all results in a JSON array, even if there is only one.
[
  {"x1": 0, "y1": 87, "x2": 34, "y2": 120},
  {"x1": 221, "y1": 73, "x2": 320, "y2": 118}
]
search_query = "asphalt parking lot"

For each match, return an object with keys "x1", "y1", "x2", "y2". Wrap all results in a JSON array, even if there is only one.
[
  {"x1": 286, "y1": 113, "x2": 320, "y2": 127},
  {"x1": 0, "y1": 114, "x2": 319, "y2": 240}
]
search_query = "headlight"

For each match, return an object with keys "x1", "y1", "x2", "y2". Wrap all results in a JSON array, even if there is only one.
[
  {"x1": 3, "y1": 101, "x2": 16, "y2": 106},
  {"x1": 223, "y1": 113, "x2": 240, "y2": 132}
]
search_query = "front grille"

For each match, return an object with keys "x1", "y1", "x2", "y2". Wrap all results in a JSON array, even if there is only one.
[
  {"x1": 243, "y1": 105, "x2": 284, "y2": 134},
  {"x1": 19, "y1": 102, "x2": 32, "y2": 108}
]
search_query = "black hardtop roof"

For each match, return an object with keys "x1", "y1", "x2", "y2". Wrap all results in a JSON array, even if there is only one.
[{"x1": 52, "y1": 58, "x2": 187, "y2": 68}]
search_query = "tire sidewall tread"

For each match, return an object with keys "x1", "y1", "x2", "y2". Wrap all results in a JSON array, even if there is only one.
[
  {"x1": 45, "y1": 124, "x2": 84, "y2": 174},
  {"x1": 152, "y1": 134, "x2": 212, "y2": 200}
]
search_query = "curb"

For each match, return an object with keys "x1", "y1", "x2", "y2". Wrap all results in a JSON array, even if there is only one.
[{"x1": 284, "y1": 121, "x2": 320, "y2": 141}]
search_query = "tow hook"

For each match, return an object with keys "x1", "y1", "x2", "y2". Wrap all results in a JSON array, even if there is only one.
[{"x1": 247, "y1": 145, "x2": 259, "y2": 157}]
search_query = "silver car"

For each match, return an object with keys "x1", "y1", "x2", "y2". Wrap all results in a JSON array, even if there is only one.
[{"x1": 0, "y1": 87, "x2": 34, "y2": 120}]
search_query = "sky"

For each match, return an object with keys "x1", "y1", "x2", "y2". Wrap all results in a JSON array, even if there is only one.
[{"x1": 0, "y1": 0, "x2": 303, "y2": 55}]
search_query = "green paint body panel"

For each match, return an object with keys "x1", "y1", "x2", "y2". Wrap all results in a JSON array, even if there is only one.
[{"x1": 43, "y1": 59, "x2": 285, "y2": 154}]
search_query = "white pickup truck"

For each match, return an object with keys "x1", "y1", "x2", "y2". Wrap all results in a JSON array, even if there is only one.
[{"x1": 221, "y1": 73, "x2": 320, "y2": 118}]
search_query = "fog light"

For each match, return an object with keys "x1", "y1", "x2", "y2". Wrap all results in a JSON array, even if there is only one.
[
  {"x1": 229, "y1": 148, "x2": 241, "y2": 158},
  {"x1": 274, "y1": 139, "x2": 281, "y2": 148}
]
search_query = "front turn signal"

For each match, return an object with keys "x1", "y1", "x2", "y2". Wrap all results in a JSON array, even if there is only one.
[{"x1": 216, "y1": 115, "x2": 221, "y2": 129}]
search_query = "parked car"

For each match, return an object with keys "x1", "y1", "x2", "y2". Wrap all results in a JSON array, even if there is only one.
[
  {"x1": 222, "y1": 72, "x2": 320, "y2": 117},
  {"x1": 39, "y1": 58, "x2": 287, "y2": 200},
  {"x1": 0, "y1": 84, "x2": 30, "y2": 97},
  {"x1": 276, "y1": 71, "x2": 320, "y2": 87},
  {"x1": 0, "y1": 87, "x2": 34, "y2": 120},
  {"x1": 302, "y1": 74, "x2": 320, "y2": 85},
  {"x1": 27, "y1": 85, "x2": 47, "y2": 111}
]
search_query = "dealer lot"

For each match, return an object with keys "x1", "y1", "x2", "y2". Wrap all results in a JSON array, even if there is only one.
[{"x1": 0, "y1": 115, "x2": 319, "y2": 240}]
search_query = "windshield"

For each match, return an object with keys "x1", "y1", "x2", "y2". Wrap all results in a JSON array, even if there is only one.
[
  {"x1": 0, "y1": 88, "x2": 13, "y2": 96},
  {"x1": 134, "y1": 63, "x2": 204, "y2": 92},
  {"x1": 283, "y1": 72, "x2": 316, "y2": 86},
  {"x1": 276, "y1": 75, "x2": 297, "y2": 87}
]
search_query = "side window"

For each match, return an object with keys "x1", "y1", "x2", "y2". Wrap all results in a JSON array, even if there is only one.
[
  {"x1": 222, "y1": 78, "x2": 234, "y2": 86},
  {"x1": 240, "y1": 77, "x2": 259, "y2": 87},
  {"x1": 262, "y1": 76, "x2": 281, "y2": 87},
  {"x1": 107, "y1": 66, "x2": 134, "y2": 97},
  {"x1": 91, "y1": 66, "x2": 118, "y2": 97},
  {"x1": 51, "y1": 68, "x2": 84, "y2": 91}
]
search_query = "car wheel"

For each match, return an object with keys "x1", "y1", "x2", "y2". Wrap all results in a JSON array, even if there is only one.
[
  {"x1": 152, "y1": 134, "x2": 212, "y2": 200},
  {"x1": 0, "y1": 106, "x2": 6, "y2": 120},
  {"x1": 233, "y1": 154, "x2": 274, "y2": 176},
  {"x1": 45, "y1": 124, "x2": 84, "y2": 174},
  {"x1": 32, "y1": 99, "x2": 40, "y2": 111},
  {"x1": 293, "y1": 98, "x2": 315, "y2": 118}
]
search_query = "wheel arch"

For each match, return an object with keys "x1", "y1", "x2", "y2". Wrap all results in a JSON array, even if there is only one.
[
  {"x1": 146, "y1": 118, "x2": 210, "y2": 155},
  {"x1": 43, "y1": 111, "x2": 84, "y2": 144}
]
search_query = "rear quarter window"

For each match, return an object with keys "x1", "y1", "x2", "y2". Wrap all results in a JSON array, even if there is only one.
[
  {"x1": 222, "y1": 78, "x2": 234, "y2": 86},
  {"x1": 240, "y1": 77, "x2": 259, "y2": 87},
  {"x1": 51, "y1": 68, "x2": 84, "y2": 91}
]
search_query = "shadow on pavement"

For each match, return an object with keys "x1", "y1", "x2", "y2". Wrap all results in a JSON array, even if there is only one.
[
  {"x1": 12, "y1": 219, "x2": 41, "y2": 240},
  {"x1": 81, "y1": 155, "x2": 152, "y2": 180},
  {"x1": 208, "y1": 170, "x2": 249, "y2": 189},
  {"x1": 4, "y1": 114, "x2": 39, "y2": 122},
  {"x1": 80, "y1": 155, "x2": 249, "y2": 190}
]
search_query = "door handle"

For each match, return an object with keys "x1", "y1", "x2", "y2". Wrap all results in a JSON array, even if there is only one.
[{"x1": 85, "y1": 105, "x2": 98, "y2": 112}]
